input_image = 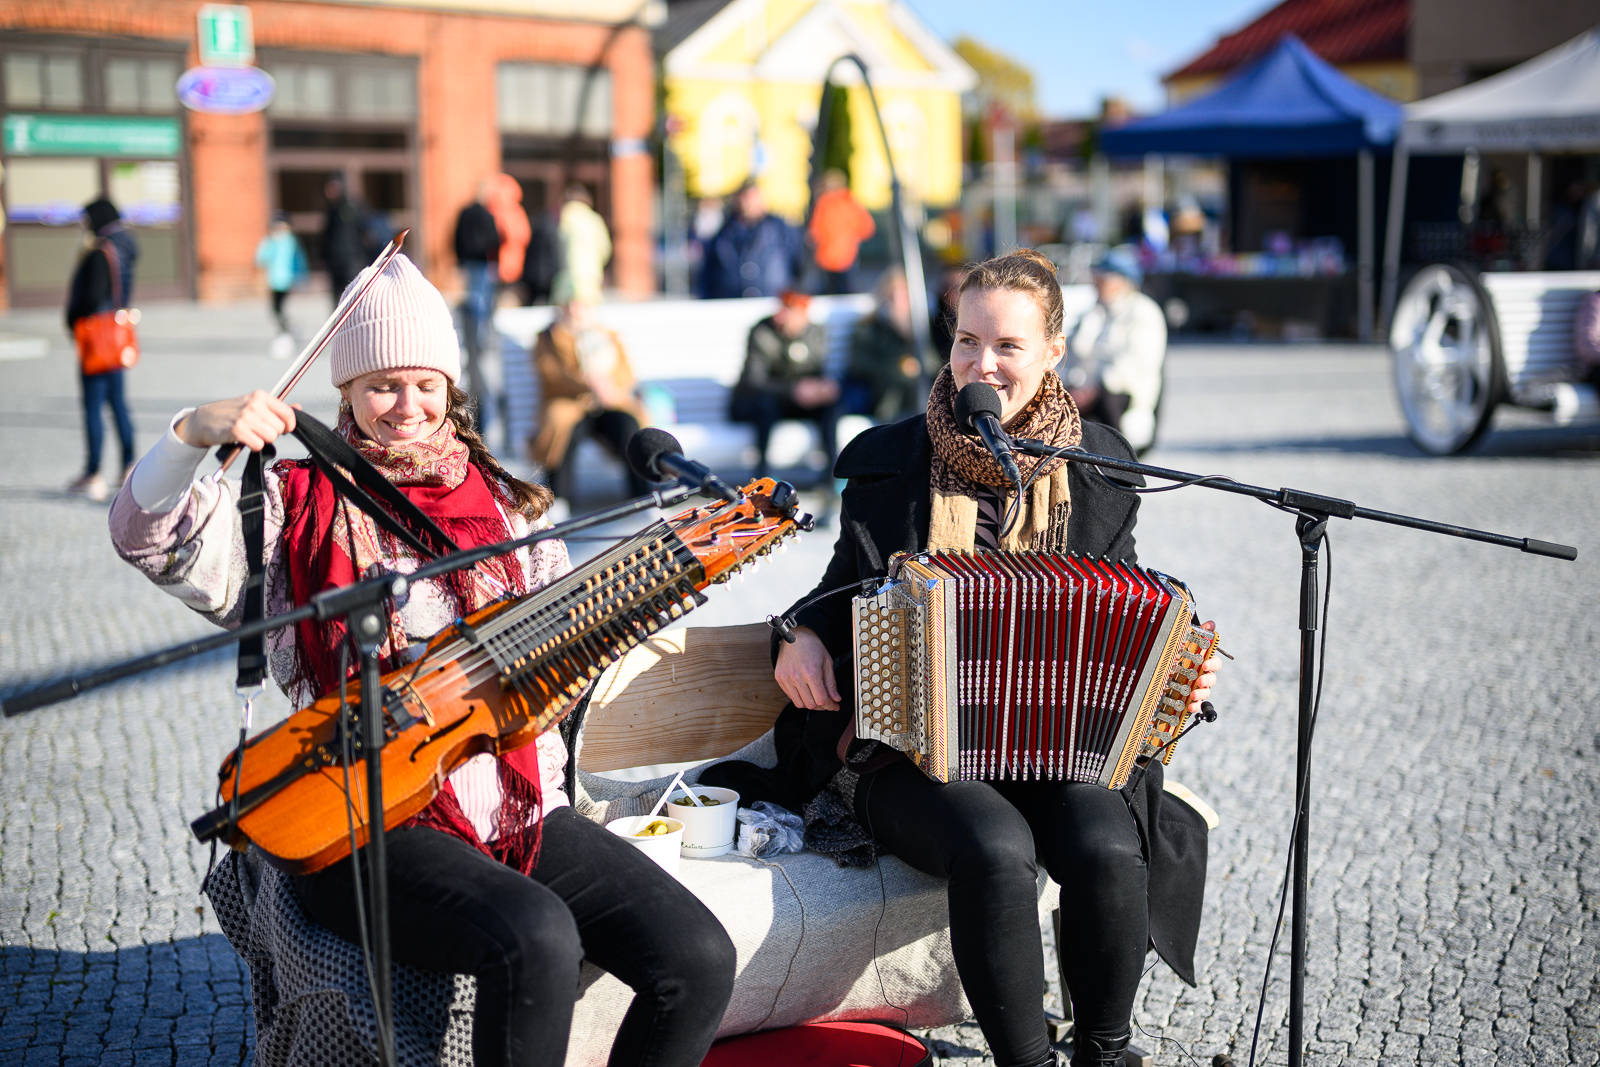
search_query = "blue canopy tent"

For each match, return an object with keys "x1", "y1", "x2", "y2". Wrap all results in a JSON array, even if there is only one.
[{"x1": 1101, "y1": 36, "x2": 1404, "y2": 338}]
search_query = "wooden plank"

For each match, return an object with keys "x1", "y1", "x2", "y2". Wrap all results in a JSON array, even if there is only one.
[{"x1": 578, "y1": 622, "x2": 789, "y2": 772}]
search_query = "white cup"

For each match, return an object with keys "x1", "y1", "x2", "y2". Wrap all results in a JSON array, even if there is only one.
[
  {"x1": 606, "y1": 815, "x2": 684, "y2": 878},
  {"x1": 665, "y1": 786, "x2": 740, "y2": 858}
]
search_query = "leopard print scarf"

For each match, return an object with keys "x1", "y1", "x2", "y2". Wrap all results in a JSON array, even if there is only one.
[{"x1": 925, "y1": 365, "x2": 1082, "y2": 553}]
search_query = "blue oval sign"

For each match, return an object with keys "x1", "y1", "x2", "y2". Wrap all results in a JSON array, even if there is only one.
[{"x1": 177, "y1": 66, "x2": 275, "y2": 115}]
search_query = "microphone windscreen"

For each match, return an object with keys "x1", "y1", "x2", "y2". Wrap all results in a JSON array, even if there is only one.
[
  {"x1": 624, "y1": 427, "x2": 682, "y2": 481},
  {"x1": 954, "y1": 382, "x2": 1004, "y2": 434}
]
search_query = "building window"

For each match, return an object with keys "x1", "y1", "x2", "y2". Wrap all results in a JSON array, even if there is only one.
[
  {"x1": 268, "y1": 63, "x2": 337, "y2": 119},
  {"x1": 4, "y1": 52, "x2": 83, "y2": 110},
  {"x1": 497, "y1": 63, "x2": 611, "y2": 137},
  {"x1": 264, "y1": 59, "x2": 415, "y2": 122},
  {"x1": 348, "y1": 67, "x2": 415, "y2": 120},
  {"x1": 104, "y1": 56, "x2": 178, "y2": 113}
]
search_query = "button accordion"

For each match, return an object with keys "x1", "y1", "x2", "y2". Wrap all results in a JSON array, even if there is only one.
[{"x1": 852, "y1": 551, "x2": 1219, "y2": 788}]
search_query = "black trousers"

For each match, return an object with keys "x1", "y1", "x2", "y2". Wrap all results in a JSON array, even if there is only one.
[
  {"x1": 856, "y1": 759, "x2": 1147, "y2": 1067},
  {"x1": 727, "y1": 391, "x2": 838, "y2": 481},
  {"x1": 1077, "y1": 390, "x2": 1131, "y2": 435},
  {"x1": 554, "y1": 408, "x2": 649, "y2": 499},
  {"x1": 270, "y1": 289, "x2": 290, "y2": 333},
  {"x1": 294, "y1": 807, "x2": 736, "y2": 1067}
]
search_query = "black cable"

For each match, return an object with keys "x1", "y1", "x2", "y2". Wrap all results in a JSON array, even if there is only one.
[
  {"x1": 1132, "y1": 956, "x2": 1211, "y2": 1067},
  {"x1": 768, "y1": 578, "x2": 880, "y2": 642},
  {"x1": 1246, "y1": 527, "x2": 1332, "y2": 1067},
  {"x1": 1013, "y1": 441, "x2": 1242, "y2": 502},
  {"x1": 338, "y1": 640, "x2": 382, "y2": 1018}
]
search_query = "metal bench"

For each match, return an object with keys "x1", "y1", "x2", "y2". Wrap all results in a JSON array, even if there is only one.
[{"x1": 1389, "y1": 267, "x2": 1600, "y2": 453}]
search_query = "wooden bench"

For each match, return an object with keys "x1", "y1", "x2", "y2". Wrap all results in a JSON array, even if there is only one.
[{"x1": 1389, "y1": 267, "x2": 1600, "y2": 454}]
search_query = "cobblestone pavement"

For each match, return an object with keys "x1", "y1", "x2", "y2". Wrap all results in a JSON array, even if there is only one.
[{"x1": 2, "y1": 298, "x2": 1597, "y2": 1066}]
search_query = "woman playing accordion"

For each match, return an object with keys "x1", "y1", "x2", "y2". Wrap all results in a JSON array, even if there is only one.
[{"x1": 736, "y1": 249, "x2": 1222, "y2": 1067}]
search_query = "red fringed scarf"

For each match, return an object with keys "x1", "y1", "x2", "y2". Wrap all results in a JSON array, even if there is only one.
[{"x1": 275, "y1": 412, "x2": 547, "y2": 872}]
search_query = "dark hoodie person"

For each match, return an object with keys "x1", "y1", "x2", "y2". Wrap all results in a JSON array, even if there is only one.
[{"x1": 65, "y1": 196, "x2": 140, "y2": 501}]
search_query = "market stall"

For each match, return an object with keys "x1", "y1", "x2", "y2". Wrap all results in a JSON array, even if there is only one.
[
  {"x1": 1380, "y1": 26, "x2": 1600, "y2": 453},
  {"x1": 1101, "y1": 35, "x2": 1402, "y2": 340}
]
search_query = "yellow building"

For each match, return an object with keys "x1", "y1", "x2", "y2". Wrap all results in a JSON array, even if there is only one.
[{"x1": 658, "y1": 0, "x2": 975, "y2": 221}]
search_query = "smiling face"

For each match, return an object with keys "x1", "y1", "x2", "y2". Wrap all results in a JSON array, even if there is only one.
[
  {"x1": 340, "y1": 368, "x2": 451, "y2": 447},
  {"x1": 950, "y1": 287, "x2": 1066, "y2": 425}
]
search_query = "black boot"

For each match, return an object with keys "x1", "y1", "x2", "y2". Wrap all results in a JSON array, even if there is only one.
[{"x1": 1070, "y1": 1029, "x2": 1131, "y2": 1067}]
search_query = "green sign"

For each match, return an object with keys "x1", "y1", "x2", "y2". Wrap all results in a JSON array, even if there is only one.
[
  {"x1": 198, "y1": 4, "x2": 254, "y2": 67},
  {"x1": 3, "y1": 114, "x2": 182, "y2": 158}
]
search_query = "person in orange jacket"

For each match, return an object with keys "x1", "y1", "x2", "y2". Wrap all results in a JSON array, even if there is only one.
[{"x1": 808, "y1": 169, "x2": 875, "y2": 294}]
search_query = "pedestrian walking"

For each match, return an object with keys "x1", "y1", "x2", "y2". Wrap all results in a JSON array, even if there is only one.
[
  {"x1": 454, "y1": 180, "x2": 503, "y2": 434},
  {"x1": 844, "y1": 267, "x2": 921, "y2": 422},
  {"x1": 520, "y1": 204, "x2": 561, "y2": 305},
  {"x1": 808, "y1": 169, "x2": 875, "y2": 294},
  {"x1": 65, "y1": 196, "x2": 139, "y2": 502},
  {"x1": 551, "y1": 185, "x2": 611, "y2": 305},
  {"x1": 255, "y1": 212, "x2": 307, "y2": 357},
  {"x1": 1062, "y1": 246, "x2": 1167, "y2": 453},
  {"x1": 528, "y1": 298, "x2": 650, "y2": 503},
  {"x1": 728, "y1": 290, "x2": 839, "y2": 487},
  {"x1": 700, "y1": 182, "x2": 805, "y2": 300},
  {"x1": 319, "y1": 176, "x2": 369, "y2": 307}
]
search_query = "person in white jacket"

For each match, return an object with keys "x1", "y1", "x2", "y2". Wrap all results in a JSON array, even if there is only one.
[{"x1": 1062, "y1": 246, "x2": 1167, "y2": 453}]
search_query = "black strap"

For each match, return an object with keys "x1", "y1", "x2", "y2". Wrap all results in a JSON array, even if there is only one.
[
  {"x1": 230, "y1": 411, "x2": 467, "y2": 686},
  {"x1": 289, "y1": 411, "x2": 462, "y2": 562},
  {"x1": 235, "y1": 444, "x2": 275, "y2": 689}
]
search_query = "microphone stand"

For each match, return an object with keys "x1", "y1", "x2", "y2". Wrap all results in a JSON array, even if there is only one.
[
  {"x1": 1, "y1": 481, "x2": 698, "y2": 1067},
  {"x1": 1009, "y1": 437, "x2": 1575, "y2": 1067}
]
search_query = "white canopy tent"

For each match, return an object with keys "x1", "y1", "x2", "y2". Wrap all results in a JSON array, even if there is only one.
[{"x1": 1380, "y1": 26, "x2": 1600, "y2": 323}]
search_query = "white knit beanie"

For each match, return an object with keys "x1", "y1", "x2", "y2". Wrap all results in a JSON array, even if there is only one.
[{"x1": 329, "y1": 254, "x2": 462, "y2": 387}]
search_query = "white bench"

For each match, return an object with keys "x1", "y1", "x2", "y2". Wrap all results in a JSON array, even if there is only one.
[
  {"x1": 205, "y1": 622, "x2": 1216, "y2": 1066},
  {"x1": 1389, "y1": 267, "x2": 1600, "y2": 454},
  {"x1": 495, "y1": 297, "x2": 874, "y2": 494},
  {"x1": 203, "y1": 624, "x2": 1025, "y2": 1066},
  {"x1": 493, "y1": 287, "x2": 1101, "y2": 492}
]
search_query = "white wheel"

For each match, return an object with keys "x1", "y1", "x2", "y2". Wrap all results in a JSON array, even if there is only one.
[{"x1": 1390, "y1": 264, "x2": 1502, "y2": 455}]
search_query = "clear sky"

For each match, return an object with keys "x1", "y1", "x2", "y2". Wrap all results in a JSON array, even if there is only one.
[{"x1": 904, "y1": 0, "x2": 1275, "y2": 118}]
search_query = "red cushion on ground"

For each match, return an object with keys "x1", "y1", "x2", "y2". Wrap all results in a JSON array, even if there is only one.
[{"x1": 700, "y1": 1021, "x2": 932, "y2": 1067}]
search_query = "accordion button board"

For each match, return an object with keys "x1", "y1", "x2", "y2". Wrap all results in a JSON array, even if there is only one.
[{"x1": 852, "y1": 551, "x2": 1220, "y2": 790}]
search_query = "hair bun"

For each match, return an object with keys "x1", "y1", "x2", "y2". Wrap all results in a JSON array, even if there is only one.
[
  {"x1": 958, "y1": 246, "x2": 1067, "y2": 338},
  {"x1": 1008, "y1": 247, "x2": 1059, "y2": 277}
]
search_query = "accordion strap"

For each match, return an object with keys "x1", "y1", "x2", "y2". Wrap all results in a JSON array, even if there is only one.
[{"x1": 835, "y1": 720, "x2": 902, "y2": 777}]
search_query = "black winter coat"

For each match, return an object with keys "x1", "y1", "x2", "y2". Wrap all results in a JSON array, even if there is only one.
[
  {"x1": 453, "y1": 202, "x2": 501, "y2": 266},
  {"x1": 711, "y1": 414, "x2": 1209, "y2": 985},
  {"x1": 66, "y1": 228, "x2": 139, "y2": 329}
]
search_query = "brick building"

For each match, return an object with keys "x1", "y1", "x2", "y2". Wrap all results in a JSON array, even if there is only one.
[{"x1": 0, "y1": 0, "x2": 658, "y2": 308}]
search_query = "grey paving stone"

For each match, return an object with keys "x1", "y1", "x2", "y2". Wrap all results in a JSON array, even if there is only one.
[{"x1": 4, "y1": 326, "x2": 1598, "y2": 1065}]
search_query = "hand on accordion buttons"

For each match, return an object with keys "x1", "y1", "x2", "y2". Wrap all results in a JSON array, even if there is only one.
[
  {"x1": 1187, "y1": 620, "x2": 1220, "y2": 718},
  {"x1": 774, "y1": 626, "x2": 841, "y2": 711}
]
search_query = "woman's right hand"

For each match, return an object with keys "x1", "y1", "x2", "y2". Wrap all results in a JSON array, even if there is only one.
[
  {"x1": 176, "y1": 391, "x2": 298, "y2": 451},
  {"x1": 774, "y1": 626, "x2": 841, "y2": 711}
]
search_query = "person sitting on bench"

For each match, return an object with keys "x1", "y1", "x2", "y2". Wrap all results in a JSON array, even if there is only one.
[{"x1": 529, "y1": 297, "x2": 651, "y2": 501}]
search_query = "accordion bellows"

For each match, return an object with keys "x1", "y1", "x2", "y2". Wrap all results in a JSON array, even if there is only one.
[{"x1": 853, "y1": 551, "x2": 1219, "y2": 789}]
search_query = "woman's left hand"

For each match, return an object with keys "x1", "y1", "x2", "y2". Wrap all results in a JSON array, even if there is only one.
[{"x1": 1187, "y1": 619, "x2": 1221, "y2": 717}]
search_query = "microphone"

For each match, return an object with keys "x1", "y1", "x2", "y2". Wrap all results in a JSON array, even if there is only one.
[
  {"x1": 624, "y1": 428, "x2": 743, "y2": 504},
  {"x1": 954, "y1": 383, "x2": 1022, "y2": 487}
]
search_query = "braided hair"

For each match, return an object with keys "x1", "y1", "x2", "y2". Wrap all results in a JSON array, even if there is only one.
[{"x1": 444, "y1": 383, "x2": 553, "y2": 520}]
